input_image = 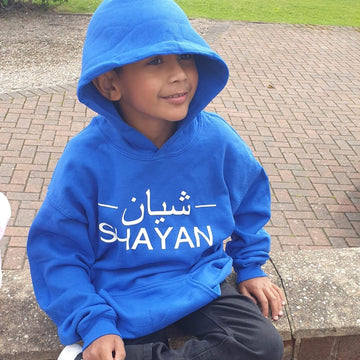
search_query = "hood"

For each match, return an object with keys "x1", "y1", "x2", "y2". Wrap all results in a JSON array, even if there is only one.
[{"x1": 77, "y1": 0, "x2": 229, "y2": 134}]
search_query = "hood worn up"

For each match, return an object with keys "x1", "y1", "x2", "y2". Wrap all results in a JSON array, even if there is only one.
[{"x1": 77, "y1": 0, "x2": 229, "y2": 140}]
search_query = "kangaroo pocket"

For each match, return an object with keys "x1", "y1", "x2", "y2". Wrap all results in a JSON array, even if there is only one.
[{"x1": 98, "y1": 276, "x2": 221, "y2": 339}]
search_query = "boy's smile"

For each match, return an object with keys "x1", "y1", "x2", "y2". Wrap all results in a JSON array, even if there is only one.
[{"x1": 162, "y1": 91, "x2": 189, "y2": 104}]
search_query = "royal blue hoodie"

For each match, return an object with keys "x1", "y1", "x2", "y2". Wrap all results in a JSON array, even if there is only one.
[{"x1": 27, "y1": 0, "x2": 272, "y2": 350}]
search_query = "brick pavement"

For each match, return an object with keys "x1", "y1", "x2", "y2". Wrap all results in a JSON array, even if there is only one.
[{"x1": 0, "y1": 21, "x2": 360, "y2": 271}]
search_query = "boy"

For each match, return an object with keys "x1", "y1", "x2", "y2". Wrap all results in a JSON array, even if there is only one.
[{"x1": 27, "y1": 1, "x2": 285, "y2": 359}]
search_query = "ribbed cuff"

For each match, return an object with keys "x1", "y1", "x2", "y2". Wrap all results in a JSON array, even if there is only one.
[
  {"x1": 79, "y1": 317, "x2": 121, "y2": 350},
  {"x1": 235, "y1": 264, "x2": 267, "y2": 283}
]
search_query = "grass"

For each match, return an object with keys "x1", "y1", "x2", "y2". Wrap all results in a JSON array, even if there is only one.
[
  {"x1": 54, "y1": 0, "x2": 99, "y2": 13},
  {"x1": 54, "y1": 0, "x2": 360, "y2": 27}
]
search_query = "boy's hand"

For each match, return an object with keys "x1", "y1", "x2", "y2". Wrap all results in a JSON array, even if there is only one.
[
  {"x1": 83, "y1": 334, "x2": 126, "y2": 360},
  {"x1": 238, "y1": 277, "x2": 285, "y2": 321}
]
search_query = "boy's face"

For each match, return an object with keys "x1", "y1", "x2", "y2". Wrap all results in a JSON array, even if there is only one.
[{"x1": 115, "y1": 54, "x2": 198, "y2": 127}]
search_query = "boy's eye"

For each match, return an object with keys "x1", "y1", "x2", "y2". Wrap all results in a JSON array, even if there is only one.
[
  {"x1": 179, "y1": 54, "x2": 194, "y2": 61},
  {"x1": 147, "y1": 56, "x2": 162, "y2": 65}
]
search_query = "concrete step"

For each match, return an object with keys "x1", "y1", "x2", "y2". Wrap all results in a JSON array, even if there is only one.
[{"x1": 0, "y1": 248, "x2": 359, "y2": 359}]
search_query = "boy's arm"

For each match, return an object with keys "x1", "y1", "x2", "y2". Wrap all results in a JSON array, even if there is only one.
[
  {"x1": 225, "y1": 166, "x2": 284, "y2": 320},
  {"x1": 27, "y1": 199, "x2": 121, "y2": 350}
]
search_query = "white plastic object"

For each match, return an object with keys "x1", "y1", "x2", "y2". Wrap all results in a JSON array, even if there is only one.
[
  {"x1": 57, "y1": 344, "x2": 83, "y2": 360},
  {"x1": 0, "y1": 192, "x2": 11, "y2": 240},
  {"x1": 0, "y1": 192, "x2": 11, "y2": 288}
]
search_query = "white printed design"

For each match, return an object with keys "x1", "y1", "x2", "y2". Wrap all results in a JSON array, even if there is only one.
[{"x1": 98, "y1": 189, "x2": 217, "y2": 250}]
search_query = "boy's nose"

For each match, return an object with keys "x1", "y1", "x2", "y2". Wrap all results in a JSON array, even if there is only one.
[{"x1": 167, "y1": 57, "x2": 187, "y2": 83}]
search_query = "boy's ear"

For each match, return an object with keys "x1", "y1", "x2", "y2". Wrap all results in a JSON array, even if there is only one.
[{"x1": 92, "y1": 71, "x2": 122, "y2": 101}]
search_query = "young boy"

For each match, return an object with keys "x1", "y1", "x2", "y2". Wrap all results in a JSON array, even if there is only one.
[{"x1": 27, "y1": 1, "x2": 285, "y2": 359}]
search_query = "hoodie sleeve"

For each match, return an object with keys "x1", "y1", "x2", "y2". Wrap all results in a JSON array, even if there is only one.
[
  {"x1": 28, "y1": 198, "x2": 121, "y2": 349},
  {"x1": 226, "y1": 166, "x2": 271, "y2": 283},
  {"x1": 222, "y1": 125, "x2": 272, "y2": 283},
  {"x1": 27, "y1": 157, "x2": 121, "y2": 350}
]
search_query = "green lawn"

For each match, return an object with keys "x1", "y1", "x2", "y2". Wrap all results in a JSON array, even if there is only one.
[{"x1": 55, "y1": 0, "x2": 360, "y2": 27}]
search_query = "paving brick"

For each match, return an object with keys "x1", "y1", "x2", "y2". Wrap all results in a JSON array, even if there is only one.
[
  {"x1": 332, "y1": 212, "x2": 354, "y2": 229},
  {"x1": 11, "y1": 169, "x2": 29, "y2": 185},
  {"x1": 8, "y1": 236, "x2": 27, "y2": 247},
  {"x1": 346, "y1": 237, "x2": 360, "y2": 247},
  {"x1": 307, "y1": 228, "x2": 330, "y2": 246},
  {"x1": 279, "y1": 235, "x2": 314, "y2": 246},
  {"x1": 15, "y1": 208, "x2": 37, "y2": 227},
  {"x1": 297, "y1": 335, "x2": 360, "y2": 360},
  {"x1": 325, "y1": 226, "x2": 358, "y2": 238},
  {"x1": 329, "y1": 237, "x2": 351, "y2": 248},
  {"x1": 25, "y1": 176, "x2": 44, "y2": 194},
  {"x1": 313, "y1": 183, "x2": 333, "y2": 197},
  {"x1": 282, "y1": 340, "x2": 294, "y2": 360},
  {"x1": 297, "y1": 336, "x2": 336, "y2": 359},
  {"x1": 2, "y1": 246, "x2": 26, "y2": 270},
  {"x1": 337, "y1": 335, "x2": 360, "y2": 360}
]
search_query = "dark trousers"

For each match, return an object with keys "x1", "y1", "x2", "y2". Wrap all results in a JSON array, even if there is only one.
[{"x1": 124, "y1": 281, "x2": 284, "y2": 360}]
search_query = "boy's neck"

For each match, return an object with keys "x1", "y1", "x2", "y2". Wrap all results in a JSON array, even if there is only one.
[
  {"x1": 115, "y1": 103, "x2": 179, "y2": 148},
  {"x1": 142, "y1": 120, "x2": 178, "y2": 148},
  {"x1": 121, "y1": 113, "x2": 178, "y2": 148}
]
